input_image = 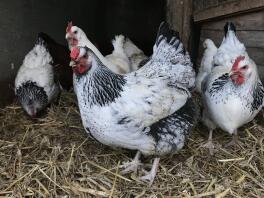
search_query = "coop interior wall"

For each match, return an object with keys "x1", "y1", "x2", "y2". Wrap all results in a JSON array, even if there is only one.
[{"x1": 0, "y1": 0, "x2": 165, "y2": 107}]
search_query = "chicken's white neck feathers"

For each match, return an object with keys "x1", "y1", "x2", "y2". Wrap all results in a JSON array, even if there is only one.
[
  {"x1": 23, "y1": 44, "x2": 52, "y2": 69},
  {"x1": 74, "y1": 27, "x2": 118, "y2": 69}
]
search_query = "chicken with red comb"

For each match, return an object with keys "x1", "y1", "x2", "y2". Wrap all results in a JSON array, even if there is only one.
[
  {"x1": 199, "y1": 22, "x2": 264, "y2": 155},
  {"x1": 68, "y1": 22, "x2": 198, "y2": 185}
]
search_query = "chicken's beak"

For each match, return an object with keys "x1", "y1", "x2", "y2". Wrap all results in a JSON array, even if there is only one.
[
  {"x1": 229, "y1": 70, "x2": 240, "y2": 81},
  {"x1": 65, "y1": 33, "x2": 70, "y2": 40},
  {"x1": 229, "y1": 70, "x2": 238, "y2": 77},
  {"x1": 69, "y1": 60, "x2": 76, "y2": 67}
]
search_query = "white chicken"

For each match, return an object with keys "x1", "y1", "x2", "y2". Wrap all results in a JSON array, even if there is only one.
[
  {"x1": 200, "y1": 22, "x2": 264, "y2": 154},
  {"x1": 68, "y1": 22, "x2": 197, "y2": 184},
  {"x1": 65, "y1": 22, "x2": 146, "y2": 74},
  {"x1": 104, "y1": 34, "x2": 131, "y2": 74},
  {"x1": 122, "y1": 36, "x2": 148, "y2": 71},
  {"x1": 195, "y1": 39, "x2": 217, "y2": 93},
  {"x1": 15, "y1": 35, "x2": 60, "y2": 118}
]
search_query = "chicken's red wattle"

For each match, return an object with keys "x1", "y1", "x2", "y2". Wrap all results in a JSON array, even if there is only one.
[{"x1": 70, "y1": 48, "x2": 80, "y2": 60}]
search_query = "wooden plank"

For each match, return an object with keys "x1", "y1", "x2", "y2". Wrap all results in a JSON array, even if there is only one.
[
  {"x1": 202, "y1": 11, "x2": 264, "y2": 31},
  {"x1": 247, "y1": 48, "x2": 264, "y2": 65},
  {"x1": 167, "y1": 0, "x2": 183, "y2": 36},
  {"x1": 182, "y1": 0, "x2": 193, "y2": 48},
  {"x1": 256, "y1": 66, "x2": 264, "y2": 82},
  {"x1": 194, "y1": 0, "x2": 264, "y2": 22},
  {"x1": 200, "y1": 30, "x2": 264, "y2": 48},
  {"x1": 194, "y1": 0, "x2": 240, "y2": 12},
  {"x1": 167, "y1": 0, "x2": 193, "y2": 49}
]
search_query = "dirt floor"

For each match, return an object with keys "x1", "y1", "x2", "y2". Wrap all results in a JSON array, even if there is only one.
[{"x1": 0, "y1": 92, "x2": 264, "y2": 197}]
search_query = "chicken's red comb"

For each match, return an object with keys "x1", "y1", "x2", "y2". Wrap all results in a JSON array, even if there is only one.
[
  {"x1": 66, "y1": 21, "x2": 73, "y2": 33},
  {"x1": 232, "y1": 56, "x2": 245, "y2": 71},
  {"x1": 70, "y1": 47, "x2": 80, "y2": 60}
]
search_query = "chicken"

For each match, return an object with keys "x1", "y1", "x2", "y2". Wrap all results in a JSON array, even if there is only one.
[
  {"x1": 68, "y1": 22, "x2": 197, "y2": 184},
  {"x1": 195, "y1": 39, "x2": 217, "y2": 93},
  {"x1": 200, "y1": 22, "x2": 264, "y2": 154},
  {"x1": 15, "y1": 34, "x2": 60, "y2": 118},
  {"x1": 65, "y1": 22, "x2": 146, "y2": 74},
  {"x1": 104, "y1": 35, "x2": 131, "y2": 73},
  {"x1": 37, "y1": 32, "x2": 72, "y2": 91},
  {"x1": 122, "y1": 36, "x2": 148, "y2": 71}
]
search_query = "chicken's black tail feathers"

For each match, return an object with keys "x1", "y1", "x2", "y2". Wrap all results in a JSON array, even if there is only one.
[
  {"x1": 155, "y1": 21, "x2": 185, "y2": 54},
  {"x1": 224, "y1": 22, "x2": 236, "y2": 37},
  {"x1": 36, "y1": 34, "x2": 46, "y2": 46},
  {"x1": 38, "y1": 32, "x2": 57, "y2": 44},
  {"x1": 36, "y1": 32, "x2": 58, "y2": 47}
]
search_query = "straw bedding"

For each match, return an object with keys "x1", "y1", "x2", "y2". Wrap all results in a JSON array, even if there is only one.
[{"x1": 0, "y1": 91, "x2": 264, "y2": 197}]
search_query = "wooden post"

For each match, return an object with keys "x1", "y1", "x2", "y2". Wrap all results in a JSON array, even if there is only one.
[{"x1": 166, "y1": 0, "x2": 193, "y2": 50}]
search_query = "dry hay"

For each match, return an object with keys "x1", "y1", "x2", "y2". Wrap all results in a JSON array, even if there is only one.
[{"x1": 0, "y1": 91, "x2": 264, "y2": 198}]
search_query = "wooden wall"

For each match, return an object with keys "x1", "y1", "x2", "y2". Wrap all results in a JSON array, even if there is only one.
[
  {"x1": 193, "y1": 0, "x2": 238, "y2": 13},
  {"x1": 0, "y1": 0, "x2": 165, "y2": 107},
  {"x1": 166, "y1": 0, "x2": 193, "y2": 50},
  {"x1": 197, "y1": 10, "x2": 264, "y2": 79}
]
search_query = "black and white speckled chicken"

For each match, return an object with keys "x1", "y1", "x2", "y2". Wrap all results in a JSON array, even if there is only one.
[
  {"x1": 15, "y1": 35, "x2": 60, "y2": 118},
  {"x1": 68, "y1": 22, "x2": 198, "y2": 184},
  {"x1": 199, "y1": 22, "x2": 264, "y2": 154}
]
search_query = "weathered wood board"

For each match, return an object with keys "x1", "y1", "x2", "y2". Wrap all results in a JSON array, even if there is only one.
[{"x1": 193, "y1": 0, "x2": 264, "y2": 22}]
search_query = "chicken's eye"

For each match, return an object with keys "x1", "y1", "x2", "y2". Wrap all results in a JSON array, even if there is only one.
[
  {"x1": 241, "y1": 65, "x2": 248, "y2": 70},
  {"x1": 73, "y1": 30, "x2": 77, "y2": 34},
  {"x1": 83, "y1": 54, "x2": 88, "y2": 59}
]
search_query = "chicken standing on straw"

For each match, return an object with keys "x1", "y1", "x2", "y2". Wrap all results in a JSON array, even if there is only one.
[
  {"x1": 68, "y1": 22, "x2": 198, "y2": 184},
  {"x1": 197, "y1": 22, "x2": 264, "y2": 154},
  {"x1": 15, "y1": 34, "x2": 60, "y2": 118}
]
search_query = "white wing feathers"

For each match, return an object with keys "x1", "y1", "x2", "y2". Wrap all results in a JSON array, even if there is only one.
[
  {"x1": 105, "y1": 35, "x2": 131, "y2": 74},
  {"x1": 195, "y1": 39, "x2": 217, "y2": 93},
  {"x1": 123, "y1": 37, "x2": 148, "y2": 71}
]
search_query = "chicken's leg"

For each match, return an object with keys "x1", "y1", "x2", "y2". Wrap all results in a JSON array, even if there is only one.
[
  {"x1": 225, "y1": 129, "x2": 239, "y2": 147},
  {"x1": 140, "y1": 157, "x2": 160, "y2": 185},
  {"x1": 202, "y1": 129, "x2": 215, "y2": 155},
  {"x1": 120, "y1": 151, "x2": 142, "y2": 174}
]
